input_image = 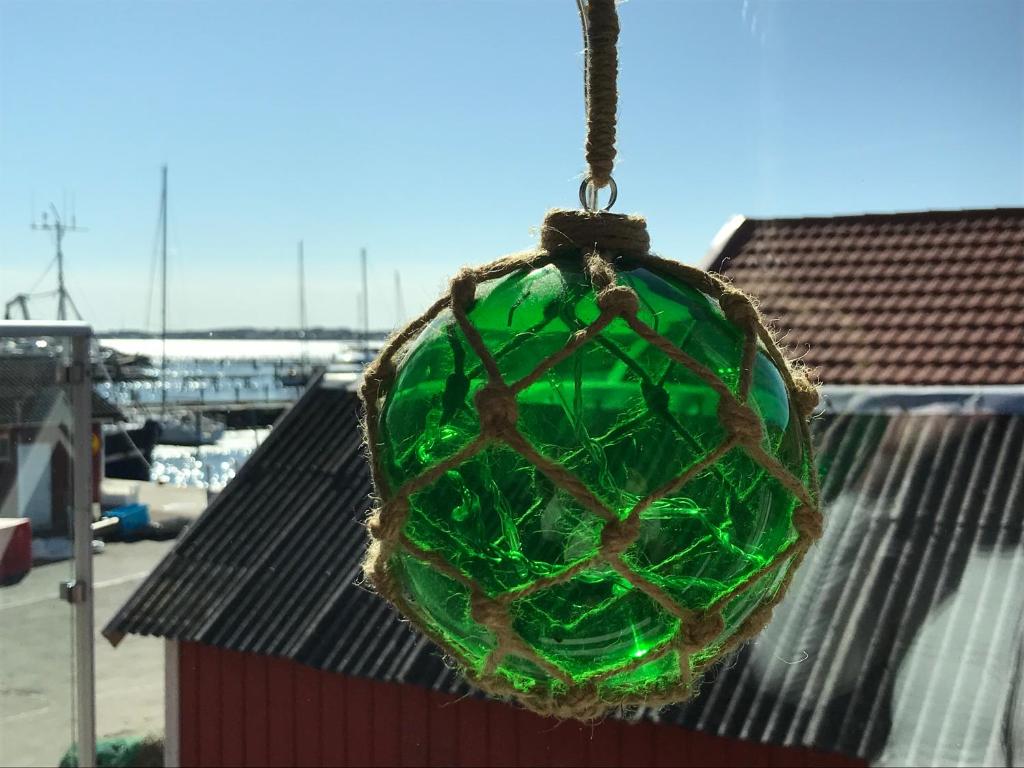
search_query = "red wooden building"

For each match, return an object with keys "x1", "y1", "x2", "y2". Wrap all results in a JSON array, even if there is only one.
[
  {"x1": 170, "y1": 642, "x2": 860, "y2": 767},
  {"x1": 106, "y1": 208, "x2": 1024, "y2": 767}
]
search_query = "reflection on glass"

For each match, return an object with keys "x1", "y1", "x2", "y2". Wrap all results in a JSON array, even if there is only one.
[
  {"x1": 0, "y1": 336, "x2": 78, "y2": 767},
  {"x1": 745, "y1": 414, "x2": 1024, "y2": 766}
]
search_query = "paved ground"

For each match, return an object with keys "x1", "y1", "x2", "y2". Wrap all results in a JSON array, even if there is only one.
[{"x1": 0, "y1": 539, "x2": 174, "y2": 767}]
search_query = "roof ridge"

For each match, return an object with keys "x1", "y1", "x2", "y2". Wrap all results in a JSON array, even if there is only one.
[
  {"x1": 739, "y1": 206, "x2": 1024, "y2": 226},
  {"x1": 705, "y1": 206, "x2": 1024, "y2": 386}
]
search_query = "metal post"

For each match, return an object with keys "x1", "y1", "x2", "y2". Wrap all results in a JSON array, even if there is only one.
[
  {"x1": 163, "y1": 641, "x2": 180, "y2": 767},
  {"x1": 70, "y1": 333, "x2": 96, "y2": 768}
]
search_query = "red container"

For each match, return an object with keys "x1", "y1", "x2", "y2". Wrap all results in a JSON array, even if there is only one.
[{"x1": 0, "y1": 518, "x2": 32, "y2": 585}]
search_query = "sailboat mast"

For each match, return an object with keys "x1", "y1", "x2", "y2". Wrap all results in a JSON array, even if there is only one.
[
  {"x1": 360, "y1": 248, "x2": 369, "y2": 360},
  {"x1": 393, "y1": 270, "x2": 405, "y2": 328},
  {"x1": 160, "y1": 164, "x2": 168, "y2": 418},
  {"x1": 298, "y1": 240, "x2": 308, "y2": 366}
]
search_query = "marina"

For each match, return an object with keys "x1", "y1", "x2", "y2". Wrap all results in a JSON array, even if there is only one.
[
  {"x1": 4, "y1": 239, "x2": 382, "y2": 499},
  {"x1": 2, "y1": 163, "x2": 387, "y2": 494},
  {"x1": 94, "y1": 336, "x2": 378, "y2": 490},
  {"x1": 97, "y1": 167, "x2": 379, "y2": 485}
]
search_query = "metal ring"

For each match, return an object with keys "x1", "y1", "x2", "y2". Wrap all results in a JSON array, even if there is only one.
[{"x1": 579, "y1": 177, "x2": 618, "y2": 212}]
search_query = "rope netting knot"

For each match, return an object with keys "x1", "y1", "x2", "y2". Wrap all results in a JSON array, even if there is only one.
[
  {"x1": 597, "y1": 284, "x2": 639, "y2": 316},
  {"x1": 475, "y1": 383, "x2": 519, "y2": 438},
  {"x1": 470, "y1": 593, "x2": 510, "y2": 628},
  {"x1": 793, "y1": 504, "x2": 824, "y2": 541},
  {"x1": 680, "y1": 614, "x2": 725, "y2": 649},
  {"x1": 367, "y1": 498, "x2": 408, "y2": 542},
  {"x1": 791, "y1": 374, "x2": 821, "y2": 418},
  {"x1": 600, "y1": 517, "x2": 641, "y2": 558},
  {"x1": 360, "y1": 209, "x2": 823, "y2": 719},
  {"x1": 719, "y1": 290, "x2": 760, "y2": 328},
  {"x1": 450, "y1": 269, "x2": 478, "y2": 307},
  {"x1": 717, "y1": 397, "x2": 763, "y2": 446}
]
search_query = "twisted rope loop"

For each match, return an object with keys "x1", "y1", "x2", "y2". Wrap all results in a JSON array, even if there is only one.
[{"x1": 578, "y1": 0, "x2": 619, "y2": 192}]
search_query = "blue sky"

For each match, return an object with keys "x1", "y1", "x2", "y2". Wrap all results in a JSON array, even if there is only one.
[{"x1": 1, "y1": 0, "x2": 1021, "y2": 331}]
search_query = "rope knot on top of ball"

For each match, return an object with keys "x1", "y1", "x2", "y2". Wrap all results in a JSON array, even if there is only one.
[{"x1": 541, "y1": 210, "x2": 651, "y2": 257}]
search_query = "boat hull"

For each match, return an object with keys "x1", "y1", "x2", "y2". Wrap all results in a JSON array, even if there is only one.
[{"x1": 104, "y1": 420, "x2": 161, "y2": 481}]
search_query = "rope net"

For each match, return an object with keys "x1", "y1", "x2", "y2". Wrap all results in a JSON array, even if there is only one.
[{"x1": 361, "y1": 210, "x2": 822, "y2": 720}]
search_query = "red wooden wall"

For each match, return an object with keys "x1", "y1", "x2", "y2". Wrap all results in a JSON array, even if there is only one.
[{"x1": 178, "y1": 642, "x2": 866, "y2": 768}]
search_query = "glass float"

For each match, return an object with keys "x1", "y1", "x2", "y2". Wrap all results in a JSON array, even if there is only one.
[{"x1": 365, "y1": 248, "x2": 818, "y2": 714}]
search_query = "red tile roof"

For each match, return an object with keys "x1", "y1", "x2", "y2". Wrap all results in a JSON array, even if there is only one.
[{"x1": 707, "y1": 208, "x2": 1024, "y2": 386}]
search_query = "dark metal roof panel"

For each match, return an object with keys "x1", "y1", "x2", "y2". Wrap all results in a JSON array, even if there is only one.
[{"x1": 105, "y1": 383, "x2": 1024, "y2": 764}]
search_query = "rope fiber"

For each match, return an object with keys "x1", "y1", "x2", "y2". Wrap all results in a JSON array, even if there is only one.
[{"x1": 580, "y1": 0, "x2": 620, "y2": 190}]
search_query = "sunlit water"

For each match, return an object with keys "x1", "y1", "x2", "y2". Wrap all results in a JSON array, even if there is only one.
[{"x1": 150, "y1": 428, "x2": 271, "y2": 490}]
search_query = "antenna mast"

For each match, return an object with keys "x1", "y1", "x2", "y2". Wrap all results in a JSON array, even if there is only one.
[{"x1": 32, "y1": 202, "x2": 86, "y2": 320}]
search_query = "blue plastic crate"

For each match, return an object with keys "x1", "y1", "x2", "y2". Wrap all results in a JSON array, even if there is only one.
[{"x1": 104, "y1": 503, "x2": 151, "y2": 537}]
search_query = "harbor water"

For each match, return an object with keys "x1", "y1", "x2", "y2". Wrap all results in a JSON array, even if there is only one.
[{"x1": 97, "y1": 337, "x2": 376, "y2": 490}]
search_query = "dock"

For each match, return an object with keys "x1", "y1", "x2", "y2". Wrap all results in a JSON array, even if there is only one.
[
  {"x1": 114, "y1": 369, "x2": 361, "y2": 428},
  {"x1": 158, "y1": 399, "x2": 294, "y2": 428},
  {"x1": 101, "y1": 478, "x2": 210, "y2": 522}
]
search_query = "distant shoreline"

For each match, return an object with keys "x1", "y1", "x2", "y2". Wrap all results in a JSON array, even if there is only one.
[{"x1": 98, "y1": 328, "x2": 391, "y2": 341}]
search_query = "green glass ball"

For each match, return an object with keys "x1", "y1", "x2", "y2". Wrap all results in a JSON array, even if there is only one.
[{"x1": 375, "y1": 259, "x2": 810, "y2": 703}]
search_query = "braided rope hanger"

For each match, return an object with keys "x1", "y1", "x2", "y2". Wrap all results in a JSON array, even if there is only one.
[
  {"x1": 360, "y1": 0, "x2": 823, "y2": 719},
  {"x1": 579, "y1": 0, "x2": 620, "y2": 202}
]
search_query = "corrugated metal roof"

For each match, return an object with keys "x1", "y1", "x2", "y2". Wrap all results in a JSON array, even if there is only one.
[
  {"x1": 709, "y1": 208, "x2": 1024, "y2": 386},
  {"x1": 105, "y1": 381, "x2": 1024, "y2": 765}
]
